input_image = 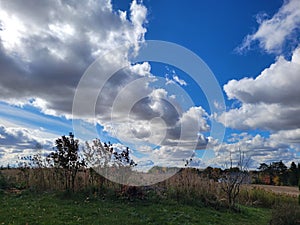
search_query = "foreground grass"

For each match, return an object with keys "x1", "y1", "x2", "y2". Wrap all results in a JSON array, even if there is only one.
[{"x1": 0, "y1": 191, "x2": 271, "y2": 225}]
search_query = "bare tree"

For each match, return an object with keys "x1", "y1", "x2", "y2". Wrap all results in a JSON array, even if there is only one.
[{"x1": 220, "y1": 149, "x2": 250, "y2": 209}]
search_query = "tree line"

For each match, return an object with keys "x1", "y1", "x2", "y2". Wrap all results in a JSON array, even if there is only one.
[{"x1": 255, "y1": 161, "x2": 299, "y2": 186}]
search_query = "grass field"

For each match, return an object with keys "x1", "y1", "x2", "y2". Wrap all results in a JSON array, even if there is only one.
[{"x1": 0, "y1": 191, "x2": 272, "y2": 225}]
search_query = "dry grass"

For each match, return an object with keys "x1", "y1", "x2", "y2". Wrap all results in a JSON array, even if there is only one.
[
  {"x1": 250, "y1": 184, "x2": 299, "y2": 197},
  {"x1": 1, "y1": 167, "x2": 298, "y2": 211}
]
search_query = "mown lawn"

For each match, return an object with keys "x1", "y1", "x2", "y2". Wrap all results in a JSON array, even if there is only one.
[{"x1": 0, "y1": 191, "x2": 271, "y2": 225}]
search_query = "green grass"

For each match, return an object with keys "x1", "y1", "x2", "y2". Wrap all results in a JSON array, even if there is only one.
[{"x1": 0, "y1": 191, "x2": 271, "y2": 225}]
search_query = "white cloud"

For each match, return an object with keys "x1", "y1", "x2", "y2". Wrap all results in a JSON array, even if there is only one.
[
  {"x1": 220, "y1": 46, "x2": 300, "y2": 131},
  {"x1": 209, "y1": 133, "x2": 298, "y2": 169},
  {"x1": 218, "y1": 103, "x2": 300, "y2": 131},
  {"x1": 102, "y1": 92, "x2": 210, "y2": 152},
  {"x1": 165, "y1": 68, "x2": 187, "y2": 86},
  {"x1": 129, "y1": 0, "x2": 148, "y2": 53},
  {"x1": 270, "y1": 129, "x2": 300, "y2": 152},
  {"x1": 219, "y1": 43, "x2": 300, "y2": 167},
  {"x1": 225, "y1": 48, "x2": 300, "y2": 105},
  {"x1": 148, "y1": 89, "x2": 168, "y2": 115},
  {"x1": 173, "y1": 75, "x2": 187, "y2": 86},
  {"x1": 0, "y1": 0, "x2": 147, "y2": 116},
  {"x1": 0, "y1": 125, "x2": 55, "y2": 167},
  {"x1": 179, "y1": 106, "x2": 209, "y2": 135},
  {"x1": 129, "y1": 62, "x2": 152, "y2": 77},
  {"x1": 238, "y1": 0, "x2": 300, "y2": 54}
]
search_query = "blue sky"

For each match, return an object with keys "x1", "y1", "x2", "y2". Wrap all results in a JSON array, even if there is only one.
[
  {"x1": 0, "y1": 0, "x2": 300, "y2": 170},
  {"x1": 117, "y1": 0, "x2": 281, "y2": 81}
]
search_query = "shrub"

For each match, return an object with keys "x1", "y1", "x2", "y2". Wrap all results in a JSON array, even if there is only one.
[
  {"x1": 269, "y1": 202, "x2": 300, "y2": 225},
  {"x1": 0, "y1": 171, "x2": 8, "y2": 189}
]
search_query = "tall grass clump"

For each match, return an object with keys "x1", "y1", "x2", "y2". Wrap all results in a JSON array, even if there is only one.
[
  {"x1": 160, "y1": 168, "x2": 223, "y2": 208},
  {"x1": 269, "y1": 202, "x2": 300, "y2": 225},
  {"x1": 238, "y1": 186, "x2": 298, "y2": 208}
]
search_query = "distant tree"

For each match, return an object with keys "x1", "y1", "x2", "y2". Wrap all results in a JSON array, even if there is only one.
[
  {"x1": 257, "y1": 161, "x2": 298, "y2": 186},
  {"x1": 257, "y1": 163, "x2": 271, "y2": 184},
  {"x1": 270, "y1": 161, "x2": 288, "y2": 185},
  {"x1": 47, "y1": 132, "x2": 86, "y2": 192},
  {"x1": 212, "y1": 167, "x2": 222, "y2": 181},
  {"x1": 258, "y1": 163, "x2": 269, "y2": 172},
  {"x1": 288, "y1": 162, "x2": 298, "y2": 186},
  {"x1": 203, "y1": 166, "x2": 213, "y2": 179},
  {"x1": 270, "y1": 161, "x2": 287, "y2": 173},
  {"x1": 258, "y1": 161, "x2": 288, "y2": 185},
  {"x1": 203, "y1": 166, "x2": 223, "y2": 181},
  {"x1": 290, "y1": 161, "x2": 297, "y2": 171}
]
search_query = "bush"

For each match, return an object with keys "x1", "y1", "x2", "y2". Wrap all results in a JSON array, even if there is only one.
[
  {"x1": 0, "y1": 171, "x2": 8, "y2": 189},
  {"x1": 269, "y1": 202, "x2": 300, "y2": 225}
]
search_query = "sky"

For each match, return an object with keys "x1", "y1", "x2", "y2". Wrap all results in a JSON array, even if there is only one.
[{"x1": 0, "y1": 0, "x2": 300, "y2": 171}]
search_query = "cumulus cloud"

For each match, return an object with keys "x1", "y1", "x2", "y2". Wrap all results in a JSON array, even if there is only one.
[
  {"x1": 0, "y1": 125, "x2": 54, "y2": 166},
  {"x1": 219, "y1": 46, "x2": 300, "y2": 131},
  {"x1": 270, "y1": 129, "x2": 300, "y2": 153},
  {"x1": 130, "y1": 107, "x2": 210, "y2": 168},
  {"x1": 102, "y1": 88, "x2": 210, "y2": 151},
  {"x1": 217, "y1": 44, "x2": 300, "y2": 167},
  {"x1": 218, "y1": 103, "x2": 300, "y2": 131},
  {"x1": 237, "y1": 0, "x2": 300, "y2": 54},
  {"x1": 0, "y1": 0, "x2": 147, "y2": 116},
  {"x1": 225, "y1": 48, "x2": 300, "y2": 106}
]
